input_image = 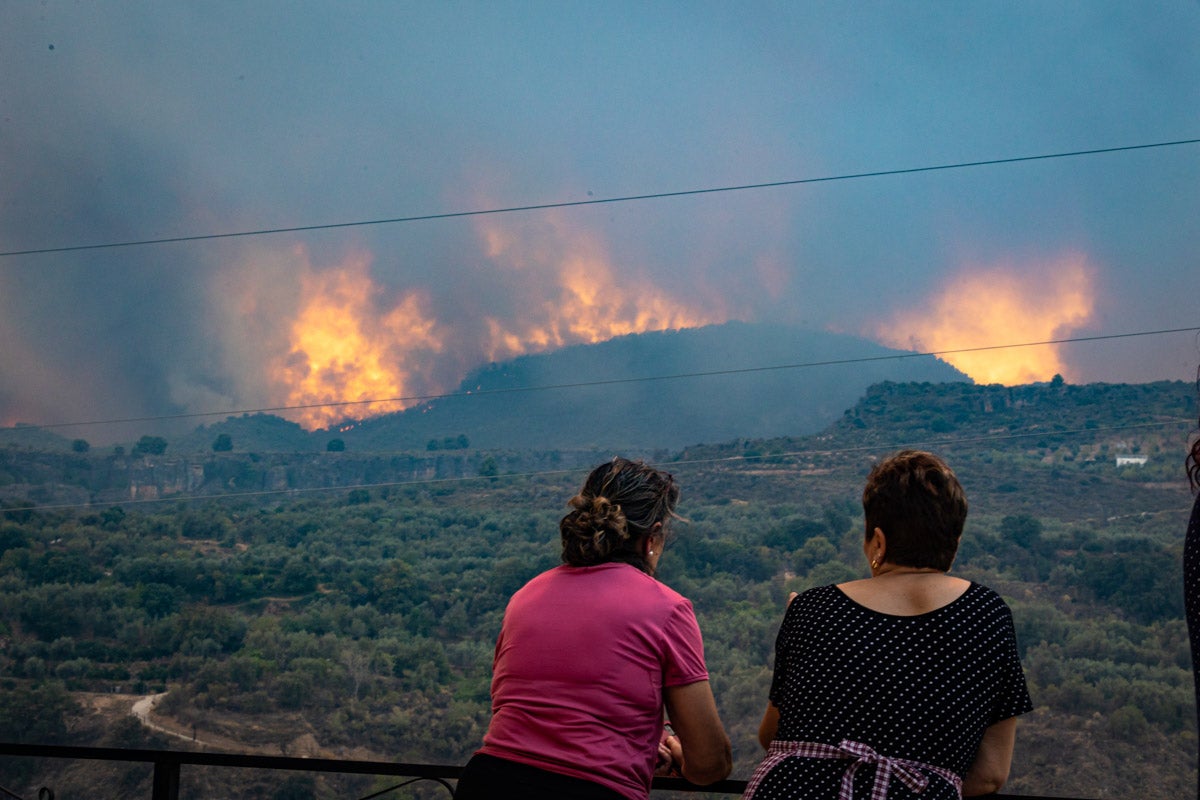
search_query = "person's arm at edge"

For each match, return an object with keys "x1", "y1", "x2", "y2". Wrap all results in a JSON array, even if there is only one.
[
  {"x1": 757, "y1": 701, "x2": 780, "y2": 751},
  {"x1": 961, "y1": 716, "x2": 1017, "y2": 796},
  {"x1": 663, "y1": 680, "x2": 732, "y2": 785}
]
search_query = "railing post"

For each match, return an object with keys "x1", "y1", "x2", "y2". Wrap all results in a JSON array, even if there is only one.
[{"x1": 151, "y1": 755, "x2": 179, "y2": 800}]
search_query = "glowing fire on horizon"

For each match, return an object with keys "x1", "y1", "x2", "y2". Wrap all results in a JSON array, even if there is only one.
[
  {"x1": 271, "y1": 254, "x2": 445, "y2": 429},
  {"x1": 874, "y1": 255, "x2": 1096, "y2": 384}
]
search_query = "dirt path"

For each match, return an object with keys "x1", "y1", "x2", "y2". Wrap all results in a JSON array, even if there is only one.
[
  {"x1": 80, "y1": 691, "x2": 363, "y2": 760},
  {"x1": 128, "y1": 693, "x2": 271, "y2": 752},
  {"x1": 130, "y1": 693, "x2": 198, "y2": 744},
  {"x1": 121, "y1": 692, "x2": 335, "y2": 757}
]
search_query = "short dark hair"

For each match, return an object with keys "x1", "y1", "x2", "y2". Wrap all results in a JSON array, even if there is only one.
[
  {"x1": 862, "y1": 450, "x2": 967, "y2": 571},
  {"x1": 560, "y1": 457, "x2": 680, "y2": 572}
]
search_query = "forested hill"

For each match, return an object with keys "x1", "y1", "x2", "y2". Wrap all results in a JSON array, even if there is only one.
[
  {"x1": 342, "y1": 322, "x2": 970, "y2": 451},
  {"x1": 833, "y1": 378, "x2": 1195, "y2": 444},
  {"x1": 681, "y1": 377, "x2": 1195, "y2": 460}
]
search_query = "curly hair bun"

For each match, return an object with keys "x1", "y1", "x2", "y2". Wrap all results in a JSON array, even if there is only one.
[
  {"x1": 560, "y1": 458, "x2": 680, "y2": 570},
  {"x1": 562, "y1": 495, "x2": 629, "y2": 563}
]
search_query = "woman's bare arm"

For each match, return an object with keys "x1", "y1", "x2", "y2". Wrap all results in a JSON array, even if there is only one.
[
  {"x1": 663, "y1": 680, "x2": 732, "y2": 785},
  {"x1": 757, "y1": 701, "x2": 780, "y2": 750},
  {"x1": 962, "y1": 717, "x2": 1017, "y2": 796}
]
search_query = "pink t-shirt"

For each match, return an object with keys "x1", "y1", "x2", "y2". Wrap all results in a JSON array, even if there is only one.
[{"x1": 478, "y1": 562, "x2": 710, "y2": 800}]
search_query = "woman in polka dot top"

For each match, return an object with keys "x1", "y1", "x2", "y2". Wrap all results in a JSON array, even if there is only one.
[{"x1": 745, "y1": 450, "x2": 1033, "y2": 800}]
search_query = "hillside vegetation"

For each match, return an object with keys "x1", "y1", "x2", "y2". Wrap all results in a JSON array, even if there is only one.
[{"x1": 0, "y1": 379, "x2": 1195, "y2": 799}]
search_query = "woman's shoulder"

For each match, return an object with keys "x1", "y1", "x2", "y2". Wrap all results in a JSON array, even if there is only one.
[
  {"x1": 785, "y1": 584, "x2": 845, "y2": 612},
  {"x1": 949, "y1": 581, "x2": 1021, "y2": 624},
  {"x1": 803, "y1": 583, "x2": 844, "y2": 599},
  {"x1": 598, "y1": 562, "x2": 695, "y2": 605},
  {"x1": 961, "y1": 580, "x2": 1009, "y2": 604}
]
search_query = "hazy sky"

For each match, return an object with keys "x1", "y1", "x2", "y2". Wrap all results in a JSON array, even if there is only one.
[{"x1": 2, "y1": 2, "x2": 1198, "y2": 439}]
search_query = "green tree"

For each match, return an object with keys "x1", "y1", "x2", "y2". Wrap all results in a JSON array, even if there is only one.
[
  {"x1": 1000, "y1": 514, "x2": 1043, "y2": 549},
  {"x1": 100, "y1": 506, "x2": 126, "y2": 531},
  {"x1": 764, "y1": 518, "x2": 828, "y2": 549},
  {"x1": 70, "y1": 438, "x2": 90, "y2": 453},
  {"x1": 0, "y1": 681, "x2": 78, "y2": 743},
  {"x1": 212, "y1": 433, "x2": 233, "y2": 452},
  {"x1": 1107, "y1": 705, "x2": 1150, "y2": 742},
  {"x1": 133, "y1": 435, "x2": 168, "y2": 455},
  {"x1": 794, "y1": 536, "x2": 838, "y2": 574},
  {"x1": 327, "y1": 439, "x2": 346, "y2": 452},
  {"x1": 0, "y1": 524, "x2": 29, "y2": 555},
  {"x1": 138, "y1": 582, "x2": 182, "y2": 618}
]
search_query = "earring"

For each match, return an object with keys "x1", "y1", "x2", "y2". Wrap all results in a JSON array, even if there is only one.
[
  {"x1": 649, "y1": 550, "x2": 655, "y2": 556},
  {"x1": 870, "y1": 559, "x2": 879, "y2": 570}
]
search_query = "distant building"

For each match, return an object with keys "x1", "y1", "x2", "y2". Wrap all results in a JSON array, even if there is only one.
[{"x1": 1115, "y1": 455, "x2": 1148, "y2": 467}]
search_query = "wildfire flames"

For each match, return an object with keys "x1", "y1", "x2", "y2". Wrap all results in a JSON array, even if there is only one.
[
  {"x1": 874, "y1": 255, "x2": 1095, "y2": 384},
  {"x1": 480, "y1": 215, "x2": 723, "y2": 362},
  {"x1": 251, "y1": 238, "x2": 1096, "y2": 430},
  {"x1": 271, "y1": 254, "x2": 445, "y2": 429},
  {"x1": 269, "y1": 216, "x2": 724, "y2": 430}
]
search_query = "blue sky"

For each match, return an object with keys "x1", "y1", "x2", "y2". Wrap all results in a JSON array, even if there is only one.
[{"x1": 2, "y1": 2, "x2": 1198, "y2": 436}]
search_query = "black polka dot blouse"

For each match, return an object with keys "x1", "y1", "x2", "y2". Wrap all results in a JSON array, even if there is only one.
[{"x1": 746, "y1": 582, "x2": 1033, "y2": 800}]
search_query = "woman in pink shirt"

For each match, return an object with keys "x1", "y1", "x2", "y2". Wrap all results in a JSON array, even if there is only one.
[{"x1": 455, "y1": 457, "x2": 732, "y2": 800}]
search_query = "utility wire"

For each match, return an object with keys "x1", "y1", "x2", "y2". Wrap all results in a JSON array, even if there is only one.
[
  {"x1": 2, "y1": 137, "x2": 1198, "y2": 259},
  {"x1": 3, "y1": 417, "x2": 1191, "y2": 515},
  {"x1": 6, "y1": 325, "x2": 1198, "y2": 433}
]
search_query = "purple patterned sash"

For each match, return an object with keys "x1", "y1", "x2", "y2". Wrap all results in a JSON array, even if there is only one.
[{"x1": 743, "y1": 739, "x2": 962, "y2": 800}]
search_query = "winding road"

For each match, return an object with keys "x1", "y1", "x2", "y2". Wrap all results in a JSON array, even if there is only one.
[{"x1": 130, "y1": 693, "x2": 199, "y2": 744}]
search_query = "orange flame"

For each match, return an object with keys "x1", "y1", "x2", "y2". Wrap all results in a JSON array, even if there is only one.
[
  {"x1": 272, "y1": 253, "x2": 444, "y2": 429},
  {"x1": 257, "y1": 212, "x2": 724, "y2": 429},
  {"x1": 479, "y1": 214, "x2": 724, "y2": 361},
  {"x1": 874, "y1": 255, "x2": 1095, "y2": 384}
]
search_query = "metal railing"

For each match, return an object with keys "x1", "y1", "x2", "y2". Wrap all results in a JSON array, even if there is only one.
[{"x1": 0, "y1": 742, "x2": 1091, "y2": 800}]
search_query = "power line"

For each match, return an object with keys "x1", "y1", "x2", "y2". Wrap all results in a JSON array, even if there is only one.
[
  {"x1": 6, "y1": 325, "x2": 1197, "y2": 433},
  {"x1": 2, "y1": 137, "x2": 1198, "y2": 259},
  {"x1": 3, "y1": 417, "x2": 1191, "y2": 515}
]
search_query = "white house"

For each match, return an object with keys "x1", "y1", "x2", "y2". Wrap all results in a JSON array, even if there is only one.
[{"x1": 1115, "y1": 455, "x2": 1148, "y2": 467}]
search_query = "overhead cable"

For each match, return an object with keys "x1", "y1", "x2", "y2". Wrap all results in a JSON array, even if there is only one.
[{"x1": 2, "y1": 137, "x2": 1198, "y2": 259}]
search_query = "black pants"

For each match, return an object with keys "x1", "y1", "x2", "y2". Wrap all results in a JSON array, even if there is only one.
[{"x1": 455, "y1": 753, "x2": 627, "y2": 800}]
